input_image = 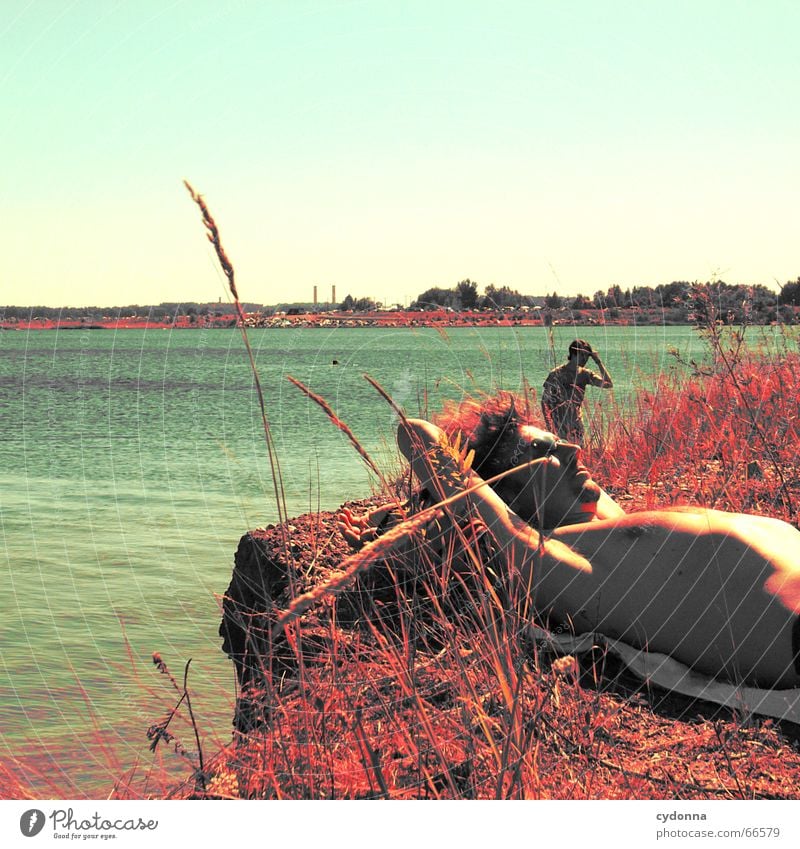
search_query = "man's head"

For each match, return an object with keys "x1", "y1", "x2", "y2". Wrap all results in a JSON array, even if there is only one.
[
  {"x1": 568, "y1": 339, "x2": 594, "y2": 366},
  {"x1": 435, "y1": 393, "x2": 600, "y2": 527}
]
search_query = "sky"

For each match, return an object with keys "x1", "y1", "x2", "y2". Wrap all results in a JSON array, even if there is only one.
[{"x1": 2, "y1": 0, "x2": 799, "y2": 308}]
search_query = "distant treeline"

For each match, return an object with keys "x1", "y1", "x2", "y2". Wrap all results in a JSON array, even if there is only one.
[
  {"x1": 4, "y1": 277, "x2": 800, "y2": 324},
  {"x1": 406, "y1": 278, "x2": 800, "y2": 324},
  {"x1": 0, "y1": 301, "x2": 358, "y2": 322},
  {"x1": 0, "y1": 302, "x2": 287, "y2": 322}
]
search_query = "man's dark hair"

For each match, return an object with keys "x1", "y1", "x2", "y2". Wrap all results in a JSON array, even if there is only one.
[
  {"x1": 568, "y1": 339, "x2": 593, "y2": 360},
  {"x1": 435, "y1": 393, "x2": 530, "y2": 482}
]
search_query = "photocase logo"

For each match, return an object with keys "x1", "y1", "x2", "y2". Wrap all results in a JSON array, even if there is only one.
[{"x1": 19, "y1": 809, "x2": 46, "y2": 837}]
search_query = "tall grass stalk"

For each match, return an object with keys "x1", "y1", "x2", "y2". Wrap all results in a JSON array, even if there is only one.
[
  {"x1": 286, "y1": 375, "x2": 384, "y2": 481},
  {"x1": 216, "y1": 333, "x2": 800, "y2": 798},
  {"x1": 90, "y1": 236, "x2": 796, "y2": 799},
  {"x1": 183, "y1": 181, "x2": 290, "y2": 536}
]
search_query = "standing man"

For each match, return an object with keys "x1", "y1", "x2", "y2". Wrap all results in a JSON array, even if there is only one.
[{"x1": 541, "y1": 339, "x2": 613, "y2": 445}]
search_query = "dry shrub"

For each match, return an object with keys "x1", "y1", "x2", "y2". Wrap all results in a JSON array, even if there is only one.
[
  {"x1": 182, "y1": 200, "x2": 800, "y2": 800},
  {"x1": 209, "y1": 491, "x2": 800, "y2": 800},
  {"x1": 589, "y1": 340, "x2": 800, "y2": 525}
]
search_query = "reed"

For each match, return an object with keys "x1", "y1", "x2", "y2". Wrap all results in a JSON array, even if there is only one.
[
  {"x1": 9, "y1": 215, "x2": 799, "y2": 799},
  {"x1": 588, "y1": 339, "x2": 800, "y2": 524},
  {"x1": 137, "y1": 321, "x2": 800, "y2": 799},
  {"x1": 203, "y1": 331, "x2": 800, "y2": 799},
  {"x1": 183, "y1": 181, "x2": 290, "y2": 536}
]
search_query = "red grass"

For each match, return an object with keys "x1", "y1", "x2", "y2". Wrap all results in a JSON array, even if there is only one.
[
  {"x1": 4, "y1": 331, "x2": 799, "y2": 800},
  {"x1": 208, "y1": 506, "x2": 800, "y2": 799},
  {"x1": 201, "y1": 334, "x2": 800, "y2": 799},
  {"x1": 588, "y1": 341, "x2": 800, "y2": 525}
]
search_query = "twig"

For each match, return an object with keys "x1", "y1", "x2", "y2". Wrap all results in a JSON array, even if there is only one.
[{"x1": 182, "y1": 659, "x2": 207, "y2": 795}]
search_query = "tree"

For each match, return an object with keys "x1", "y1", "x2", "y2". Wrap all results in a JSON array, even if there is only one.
[
  {"x1": 654, "y1": 281, "x2": 691, "y2": 306},
  {"x1": 339, "y1": 293, "x2": 376, "y2": 311},
  {"x1": 571, "y1": 294, "x2": 593, "y2": 310},
  {"x1": 411, "y1": 287, "x2": 455, "y2": 309},
  {"x1": 779, "y1": 278, "x2": 800, "y2": 306},
  {"x1": 455, "y1": 279, "x2": 479, "y2": 310},
  {"x1": 749, "y1": 284, "x2": 776, "y2": 311},
  {"x1": 605, "y1": 284, "x2": 623, "y2": 307},
  {"x1": 544, "y1": 291, "x2": 563, "y2": 309},
  {"x1": 480, "y1": 284, "x2": 528, "y2": 309},
  {"x1": 481, "y1": 285, "x2": 500, "y2": 309},
  {"x1": 630, "y1": 285, "x2": 655, "y2": 308}
]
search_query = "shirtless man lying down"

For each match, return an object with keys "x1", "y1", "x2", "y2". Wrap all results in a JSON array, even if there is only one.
[{"x1": 340, "y1": 395, "x2": 800, "y2": 688}]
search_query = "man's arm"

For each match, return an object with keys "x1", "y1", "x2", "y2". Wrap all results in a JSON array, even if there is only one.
[{"x1": 588, "y1": 350, "x2": 613, "y2": 388}]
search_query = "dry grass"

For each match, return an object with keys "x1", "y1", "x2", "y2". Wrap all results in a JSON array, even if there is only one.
[
  {"x1": 191, "y1": 322, "x2": 800, "y2": 800},
  {"x1": 164, "y1": 218, "x2": 800, "y2": 799},
  {"x1": 205, "y1": 504, "x2": 800, "y2": 799},
  {"x1": 587, "y1": 326, "x2": 800, "y2": 525},
  {"x1": 8, "y1": 197, "x2": 798, "y2": 801}
]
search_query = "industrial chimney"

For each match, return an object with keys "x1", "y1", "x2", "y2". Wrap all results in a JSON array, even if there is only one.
[
  {"x1": 332, "y1": 284, "x2": 336, "y2": 305},
  {"x1": 313, "y1": 285, "x2": 318, "y2": 306}
]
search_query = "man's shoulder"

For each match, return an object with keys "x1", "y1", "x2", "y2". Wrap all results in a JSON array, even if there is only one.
[{"x1": 544, "y1": 363, "x2": 569, "y2": 381}]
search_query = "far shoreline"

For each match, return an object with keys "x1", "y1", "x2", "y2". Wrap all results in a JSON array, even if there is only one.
[{"x1": 3, "y1": 305, "x2": 794, "y2": 333}]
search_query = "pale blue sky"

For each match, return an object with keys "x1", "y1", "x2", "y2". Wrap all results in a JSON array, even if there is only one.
[{"x1": 2, "y1": 0, "x2": 798, "y2": 307}]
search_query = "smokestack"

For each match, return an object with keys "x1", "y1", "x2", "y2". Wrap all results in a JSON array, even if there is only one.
[
  {"x1": 332, "y1": 284, "x2": 336, "y2": 304},
  {"x1": 313, "y1": 285, "x2": 318, "y2": 306}
]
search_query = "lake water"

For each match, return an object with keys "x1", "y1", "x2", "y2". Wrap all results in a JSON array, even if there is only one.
[{"x1": 0, "y1": 323, "x2": 783, "y2": 795}]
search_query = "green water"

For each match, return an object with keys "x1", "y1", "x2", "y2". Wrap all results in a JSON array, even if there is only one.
[{"x1": 0, "y1": 323, "x2": 790, "y2": 794}]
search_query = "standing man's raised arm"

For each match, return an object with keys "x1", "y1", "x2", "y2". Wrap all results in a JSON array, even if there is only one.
[{"x1": 590, "y1": 349, "x2": 613, "y2": 388}]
